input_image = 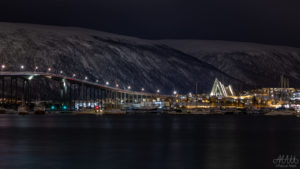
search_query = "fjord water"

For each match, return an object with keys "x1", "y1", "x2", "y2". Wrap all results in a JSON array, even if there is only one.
[{"x1": 0, "y1": 114, "x2": 299, "y2": 169}]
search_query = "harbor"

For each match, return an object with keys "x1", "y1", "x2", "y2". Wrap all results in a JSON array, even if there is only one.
[{"x1": 0, "y1": 75, "x2": 300, "y2": 117}]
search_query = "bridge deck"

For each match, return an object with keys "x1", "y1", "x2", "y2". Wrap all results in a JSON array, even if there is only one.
[{"x1": 0, "y1": 71, "x2": 170, "y2": 98}]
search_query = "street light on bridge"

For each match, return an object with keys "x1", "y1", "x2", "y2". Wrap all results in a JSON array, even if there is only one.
[
  {"x1": 157, "y1": 89, "x2": 160, "y2": 94},
  {"x1": 60, "y1": 70, "x2": 63, "y2": 74},
  {"x1": 106, "y1": 81, "x2": 109, "y2": 85},
  {"x1": 173, "y1": 90, "x2": 177, "y2": 95},
  {"x1": 1, "y1": 64, "x2": 5, "y2": 70},
  {"x1": 20, "y1": 65, "x2": 24, "y2": 70},
  {"x1": 116, "y1": 84, "x2": 119, "y2": 88},
  {"x1": 35, "y1": 66, "x2": 38, "y2": 71},
  {"x1": 48, "y1": 68, "x2": 51, "y2": 72},
  {"x1": 72, "y1": 74, "x2": 76, "y2": 77},
  {"x1": 85, "y1": 76, "x2": 88, "y2": 80},
  {"x1": 96, "y1": 80, "x2": 99, "y2": 83},
  {"x1": 128, "y1": 86, "x2": 131, "y2": 90},
  {"x1": 141, "y1": 88, "x2": 145, "y2": 92}
]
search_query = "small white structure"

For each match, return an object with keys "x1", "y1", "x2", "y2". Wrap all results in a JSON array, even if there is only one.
[
  {"x1": 210, "y1": 78, "x2": 235, "y2": 97},
  {"x1": 290, "y1": 91, "x2": 300, "y2": 101}
]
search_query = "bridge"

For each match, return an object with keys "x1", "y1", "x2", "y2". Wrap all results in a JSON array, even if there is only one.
[{"x1": 0, "y1": 71, "x2": 172, "y2": 111}]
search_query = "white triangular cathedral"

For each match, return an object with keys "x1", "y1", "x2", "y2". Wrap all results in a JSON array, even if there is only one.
[{"x1": 210, "y1": 78, "x2": 235, "y2": 97}]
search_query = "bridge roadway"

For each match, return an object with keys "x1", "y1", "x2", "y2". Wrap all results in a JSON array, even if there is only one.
[{"x1": 0, "y1": 71, "x2": 172, "y2": 111}]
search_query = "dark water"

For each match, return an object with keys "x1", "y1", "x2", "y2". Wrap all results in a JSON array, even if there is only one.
[{"x1": 0, "y1": 114, "x2": 300, "y2": 169}]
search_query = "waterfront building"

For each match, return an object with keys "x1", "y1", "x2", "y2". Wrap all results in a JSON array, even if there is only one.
[{"x1": 210, "y1": 78, "x2": 235, "y2": 97}]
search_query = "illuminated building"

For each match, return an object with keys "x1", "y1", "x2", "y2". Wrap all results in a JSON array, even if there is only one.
[
  {"x1": 291, "y1": 91, "x2": 300, "y2": 101},
  {"x1": 210, "y1": 78, "x2": 235, "y2": 97}
]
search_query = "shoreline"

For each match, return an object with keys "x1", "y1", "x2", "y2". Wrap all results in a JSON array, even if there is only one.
[{"x1": 1, "y1": 108, "x2": 300, "y2": 117}]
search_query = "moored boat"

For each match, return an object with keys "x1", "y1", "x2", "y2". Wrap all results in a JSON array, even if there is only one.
[
  {"x1": 34, "y1": 104, "x2": 45, "y2": 115},
  {"x1": 18, "y1": 103, "x2": 29, "y2": 115}
]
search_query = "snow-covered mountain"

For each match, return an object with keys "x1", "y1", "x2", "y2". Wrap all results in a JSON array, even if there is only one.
[
  {"x1": 161, "y1": 40, "x2": 300, "y2": 88},
  {"x1": 2, "y1": 22, "x2": 298, "y2": 94},
  {"x1": 0, "y1": 22, "x2": 240, "y2": 94}
]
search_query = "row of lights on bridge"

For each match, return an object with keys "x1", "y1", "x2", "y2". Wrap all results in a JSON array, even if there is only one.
[
  {"x1": 1, "y1": 64, "x2": 180, "y2": 95},
  {"x1": 81, "y1": 77, "x2": 164, "y2": 94}
]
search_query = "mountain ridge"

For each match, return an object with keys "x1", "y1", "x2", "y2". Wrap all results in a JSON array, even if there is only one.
[
  {"x1": 161, "y1": 39, "x2": 300, "y2": 88},
  {"x1": 0, "y1": 22, "x2": 242, "y2": 94},
  {"x1": 1, "y1": 22, "x2": 299, "y2": 94}
]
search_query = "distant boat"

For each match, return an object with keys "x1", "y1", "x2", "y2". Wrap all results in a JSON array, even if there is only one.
[
  {"x1": 18, "y1": 103, "x2": 29, "y2": 115},
  {"x1": 34, "y1": 104, "x2": 45, "y2": 115},
  {"x1": 190, "y1": 109, "x2": 211, "y2": 115}
]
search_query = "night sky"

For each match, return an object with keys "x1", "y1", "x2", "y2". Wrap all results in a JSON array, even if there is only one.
[{"x1": 0, "y1": 0, "x2": 300, "y2": 47}]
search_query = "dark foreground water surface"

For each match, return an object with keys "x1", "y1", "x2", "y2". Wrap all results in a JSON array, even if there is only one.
[{"x1": 0, "y1": 114, "x2": 300, "y2": 169}]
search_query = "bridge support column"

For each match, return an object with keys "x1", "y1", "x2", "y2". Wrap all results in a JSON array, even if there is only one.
[
  {"x1": 124, "y1": 93, "x2": 126, "y2": 104},
  {"x1": 69, "y1": 82, "x2": 72, "y2": 111},
  {"x1": 85, "y1": 85, "x2": 88, "y2": 109},
  {"x1": 80, "y1": 83, "x2": 84, "y2": 110},
  {"x1": 15, "y1": 77, "x2": 18, "y2": 104},
  {"x1": 1, "y1": 77, "x2": 4, "y2": 104},
  {"x1": 10, "y1": 77, "x2": 12, "y2": 104},
  {"x1": 114, "y1": 91, "x2": 117, "y2": 108},
  {"x1": 27, "y1": 80, "x2": 31, "y2": 105}
]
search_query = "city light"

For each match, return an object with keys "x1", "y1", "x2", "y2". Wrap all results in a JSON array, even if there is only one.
[
  {"x1": 141, "y1": 88, "x2": 145, "y2": 91},
  {"x1": 96, "y1": 80, "x2": 99, "y2": 83},
  {"x1": 157, "y1": 89, "x2": 160, "y2": 93},
  {"x1": 20, "y1": 65, "x2": 24, "y2": 70},
  {"x1": 35, "y1": 66, "x2": 38, "y2": 71},
  {"x1": 48, "y1": 67, "x2": 51, "y2": 72},
  {"x1": 60, "y1": 70, "x2": 63, "y2": 74},
  {"x1": 1, "y1": 64, "x2": 5, "y2": 69},
  {"x1": 28, "y1": 75, "x2": 34, "y2": 80},
  {"x1": 72, "y1": 74, "x2": 76, "y2": 77},
  {"x1": 106, "y1": 81, "x2": 109, "y2": 85},
  {"x1": 62, "y1": 105, "x2": 68, "y2": 110},
  {"x1": 128, "y1": 86, "x2": 131, "y2": 90},
  {"x1": 116, "y1": 84, "x2": 119, "y2": 88},
  {"x1": 173, "y1": 90, "x2": 177, "y2": 95},
  {"x1": 85, "y1": 76, "x2": 88, "y2": 80}
]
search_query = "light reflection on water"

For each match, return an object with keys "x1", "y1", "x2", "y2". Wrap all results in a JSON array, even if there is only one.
[{"x1": 0, "y1": 114, "x2": 299, "y2": 169}]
